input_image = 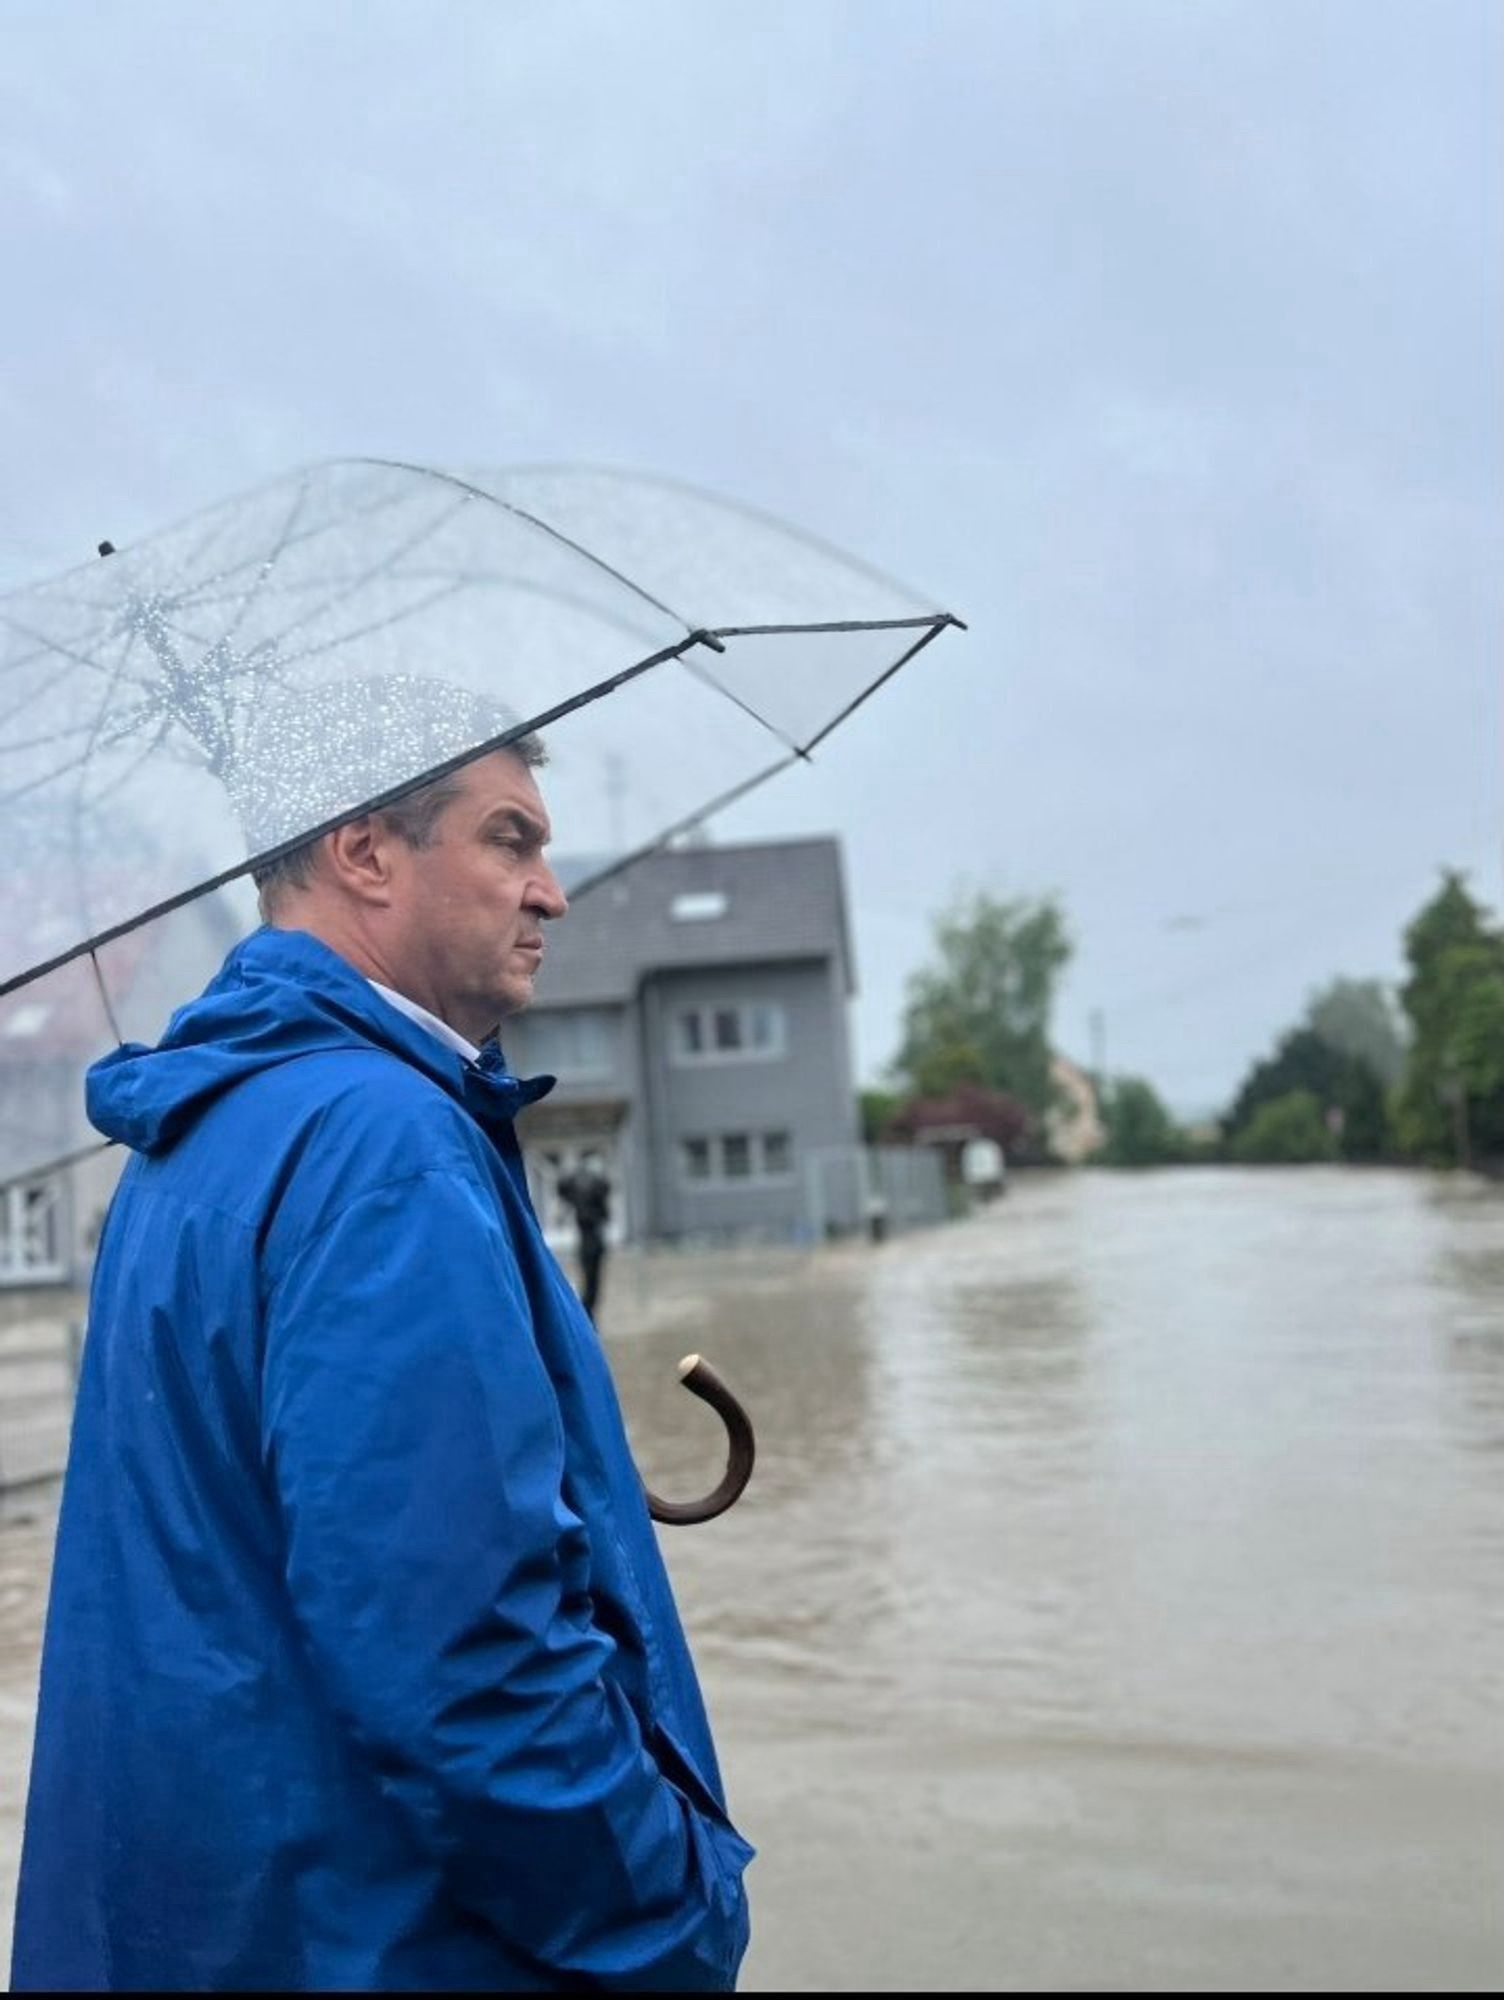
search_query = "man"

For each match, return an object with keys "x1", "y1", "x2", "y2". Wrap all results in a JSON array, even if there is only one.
[
  {"x1": 12, "y1": 726, "x2": 753, "y2": 1991},
  {"x1": 557, "y1": 1149, "x2": 612, "y2": 1319}
]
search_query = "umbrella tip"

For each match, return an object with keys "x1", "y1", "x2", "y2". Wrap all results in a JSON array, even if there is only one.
[{"x1": 97, "y1": 540, "x2": 116, "y2": 558}]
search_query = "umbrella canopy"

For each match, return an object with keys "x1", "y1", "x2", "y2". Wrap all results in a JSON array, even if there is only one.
[{"x1": 0, "y1": 459, "x2": 962, "y2": 1198}]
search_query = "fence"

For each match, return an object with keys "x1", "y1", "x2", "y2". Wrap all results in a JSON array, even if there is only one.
[{"x1": 800, "y1": 1143, "x2": 948, "y2": 1242}]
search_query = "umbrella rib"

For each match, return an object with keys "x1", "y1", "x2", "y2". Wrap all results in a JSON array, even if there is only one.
[
  {"x1": 561, "y1": 751, "x2": 801, "y2": 902},
  {"x1": 0, "y1": 633, "x2": 65, "y2": 681},
  {"x1": 706, "y1": 614, "x2": 963, "y2": 637},
  {"x1": 142, "y1": 478, "x2": 420, "y2": 611},
  {"x1": 69, "y1": 714, "x2": 179, "y2": 814},
  {"x1": 263, "y1": 579, "x2": 470, "y2": 671},
  {"x1": 798, "y1": 617, "x2": 957, "y2": 757},
  {"x1": 0, "y1": 718, "x2": 117, "y2": 759},
  {"x1": 215, "y1": 471, "x2": 313, "y2": 649},
  {"x1": 267, "y1": 567, "x2": 676, "y2": 675},
  {"x1": 0, "y1": 761, "x2": 103, "y2": 811},
  {"x1": 62, "y1": 627, "x2": 169, "y2": 944},
  {"x1": 0, "y1": 628, "x2": 154, "y2": 716},
  {"x1": 493, "y1": 459, "x2": 940, "y2": 613},
  {"x1": 0, "y1": 612, "x2": 146, "y2": 688},
  {"x1": 679, "y1": 653, "x2": 805, "y2": 760},
  {"x1": 356, "y1": 459, "x2": 696, "y2": 635},
  {"x1": 0, "y1": 627, "x2": 722, "y2": 1001},
  {"x1": 215, "y1": 489, "x2": 476, "y2": 655},
  {"x1": 87, "y1": 949, "x2": 126, "y2": 1047},
  {"x1": 0, "y1": 1137, "x2": 116, "y2": 1204}
]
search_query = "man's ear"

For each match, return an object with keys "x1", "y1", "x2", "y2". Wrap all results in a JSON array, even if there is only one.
[{"x1": 322, "y1": 816, "x2": 395, "y2": 906}]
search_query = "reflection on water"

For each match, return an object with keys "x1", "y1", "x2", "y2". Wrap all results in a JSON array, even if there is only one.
[
  {"x1": 609, "y1": 1169, "x2": 1504, "y2": 1990},
  {"x1": 615, "y1": 1254, "x2": 906, "y2": 1728},
  {"x1": 1434, "y1": 1206, "x2": 1504, "y2": 1457}
]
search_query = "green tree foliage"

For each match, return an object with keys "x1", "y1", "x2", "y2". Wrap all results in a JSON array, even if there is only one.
[
  {"x1": 1304, "y1": 977, "x2": 1407, "y2": 1089},
  {"x1": 894, "y1": 891, "x2": 1071, "y2": 1117},
  {"x1": 1224, "y1": 1025, "x2": 1388, "y2": 1160},
  {"x1": 1231, "y1": 1090, "x2": 1338, "y2": 1164},
  {"x1": 859, "y1": 1089, "x2": 902, "y2": 1145},
  {"x1": 1394, "y1": 872, "x2": 1504, "y2": 1163},
  {"x1": 1100, "y1": 1075, "x2": 1184, "y2": 1166}
]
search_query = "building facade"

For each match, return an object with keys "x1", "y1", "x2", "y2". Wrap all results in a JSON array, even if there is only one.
[
  {"x1": 1, "y1": 839, "x2": 864, "y2": 1277},
  {"x1": 1045, "y1": 1053, "x2": 1107, "y2": 1163},
  {"x1": 506, "y1": 835, "x2": 862, "y2": 1246}
]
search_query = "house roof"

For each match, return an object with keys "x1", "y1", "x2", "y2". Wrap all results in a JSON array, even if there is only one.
[{"x1": 534, "y1": 835, "x2": 855, "y2": 1006}]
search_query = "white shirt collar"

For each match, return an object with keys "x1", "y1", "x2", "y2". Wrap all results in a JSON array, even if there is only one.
[{"x1": 368, "y1": 980, "x2": 482, "y2": 1066}]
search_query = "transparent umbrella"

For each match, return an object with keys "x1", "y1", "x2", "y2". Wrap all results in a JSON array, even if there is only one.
[{"x1": 0, "y1": 458, "x2": 964, "y2": 1518}]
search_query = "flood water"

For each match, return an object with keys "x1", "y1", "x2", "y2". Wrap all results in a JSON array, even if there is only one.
[
  {"x1": 0, "y1": 1167, "x2": 1499, "y2": 1988},
  {"x1": 615, "y1": 1168, "x2": 1504, "y2": 1991}
]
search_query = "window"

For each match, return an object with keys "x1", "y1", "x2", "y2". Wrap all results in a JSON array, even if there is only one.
[
  {"x1": 712, "y1": 1008, "x2": 741, "y2": 1053},
  {"x1": 0, "y1": 1178, "x2": 65, "y2": 1285},
  {"x1": 523, "y1": 1008, "x2": 614, "y2": 1077},
  {"x1": 672, "y1": 1000, "x2": 787, "y2": 1065},
  {"x1": 746, "y1": 1004, "x2": 781, "y2": 1052},
  {"x1": 671, "y1": 891, "x2": 728, "y2": 922},
  {"x1": 678, "y1": 1132, "x2": 793, "y2": 1186},
  {"x1": 1, "y1": 1003, "x2": 49, "y2": 1040}
]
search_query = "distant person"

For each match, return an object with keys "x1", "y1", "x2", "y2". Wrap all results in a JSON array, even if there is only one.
[{"x1": 558, "y1": 1150, "x2": 612, "y2": 1319}]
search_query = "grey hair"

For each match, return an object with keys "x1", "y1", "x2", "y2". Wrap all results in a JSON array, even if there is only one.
[{"x1": 253, "y1": 731, "x2": 547, "y2": 915}]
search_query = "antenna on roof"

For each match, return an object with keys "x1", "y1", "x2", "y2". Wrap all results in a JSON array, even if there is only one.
[
  {"x1": 97, "y1": 541, "x2": 116, "y2": 558},
  {"x1": 604, "y1": 752, "x2": 626, "y2": 854}
]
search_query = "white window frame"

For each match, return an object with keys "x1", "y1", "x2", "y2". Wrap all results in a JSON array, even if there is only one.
[
  {"x1": 523, "y1": 1007, "x2": 615, "y2": 1080},
  {"x1": 678, "y1": 1131, "x2": 795, "y2": 1188},
  {"x1": 0, "y1": 1176, "x2": 67, "y2": 1286},
  {"x1": 670, "y1": 890, "x2": 728, "y2": 923},
  {"x1": 670, "y1": 1000, "x2": 787, "y2": 1066}
]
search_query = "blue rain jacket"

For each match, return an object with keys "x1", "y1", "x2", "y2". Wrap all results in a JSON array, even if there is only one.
[{"x1": 12, "y1": 926, "x2": 752, "y2": 1992}]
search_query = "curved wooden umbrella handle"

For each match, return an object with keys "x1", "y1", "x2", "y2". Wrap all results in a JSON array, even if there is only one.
[{"x1": 644, "y1": 1354, "x2": 755, "y2": 1527}]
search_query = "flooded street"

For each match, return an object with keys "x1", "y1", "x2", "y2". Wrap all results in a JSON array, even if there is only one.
[
  {"x1": 621, "y1": 1168, "x2": 1504, "y2": 1990},
  {"x1": 1, "y1": 1167, "x2": 1501, "y2": 1988}
]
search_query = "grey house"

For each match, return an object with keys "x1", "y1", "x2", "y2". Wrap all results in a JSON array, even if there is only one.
[{"x1": 505, "y1": 835, "x2": 860, "y2": 1246}]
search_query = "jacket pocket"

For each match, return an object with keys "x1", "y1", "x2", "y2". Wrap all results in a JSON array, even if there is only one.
[{"x1": 650, "y1": 1720, "x2": 755, "y2": 1865}]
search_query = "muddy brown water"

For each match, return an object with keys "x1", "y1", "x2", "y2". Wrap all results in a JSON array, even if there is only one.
[{"x1": 1, "y1": 1168, "x2": 1500, "y2": 1989}]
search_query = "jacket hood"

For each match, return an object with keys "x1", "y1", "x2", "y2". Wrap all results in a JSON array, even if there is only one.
[{"x1": 87, "y1": 927, "x2": 551, "y2": 1157}]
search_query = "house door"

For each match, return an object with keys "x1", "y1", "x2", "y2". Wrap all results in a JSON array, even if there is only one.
[{"x1": 530, "y1": 1133, "x2": 628, "y2": 1250}]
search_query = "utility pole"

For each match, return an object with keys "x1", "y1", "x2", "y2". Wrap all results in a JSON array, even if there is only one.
[
  {"x1": 1453, "y1": 1082, "x2": 1472, "y2": 1173},
  {"x1": 1441, "y1": 1065, "x2": 1471, "y2": 1173},
  {"x1": 1088, "y1": 1007, "x2": 1106, "y2": 1092}
]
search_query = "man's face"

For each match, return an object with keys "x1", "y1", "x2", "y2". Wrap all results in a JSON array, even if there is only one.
[{"x1": 385, "y1": 750, "x2": 567, "y2": 1042}]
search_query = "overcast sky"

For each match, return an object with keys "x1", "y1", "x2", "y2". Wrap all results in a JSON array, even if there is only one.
[{"x1": 3, "y1": 0, "x2": 1497, "y2": 1112}]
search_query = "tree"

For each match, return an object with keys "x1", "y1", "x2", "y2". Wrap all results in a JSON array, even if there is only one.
[
  {"x1": 1231, "y1": 1090, "x2": 1338, "y2": 1164},
  {"x1": 893, "y1": 891, "x2": 1071, "y2": 1120},
  {"x1": 1224, "y1": 1025, "x2": 1388, "y2": 1161},
  {"x1": 859, "y1": 1089, "x2": 902, "y2": 1145},
  {"x1": 1304, "y1": 977, "x2": 1407, "y2": 1089},
  {"x1": 1394, "y1": 872, "x2": 1504, "y2": 1164},
  {"x1": 1099, "y1": 1076, "x2": 1183, "y2": 1166}
]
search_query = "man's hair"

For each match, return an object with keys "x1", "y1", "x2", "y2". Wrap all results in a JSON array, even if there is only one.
[
  {"x1": 253, "y1": 733, "x2": 546, "y2": 916},
  {"x1": 230, "y1": 670, "x2": 547, "y2": 916}
]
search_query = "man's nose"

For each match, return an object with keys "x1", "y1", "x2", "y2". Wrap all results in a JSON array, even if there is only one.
[{"x1": 529, "y1": 863, "x2": 569, "y2": 921}]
